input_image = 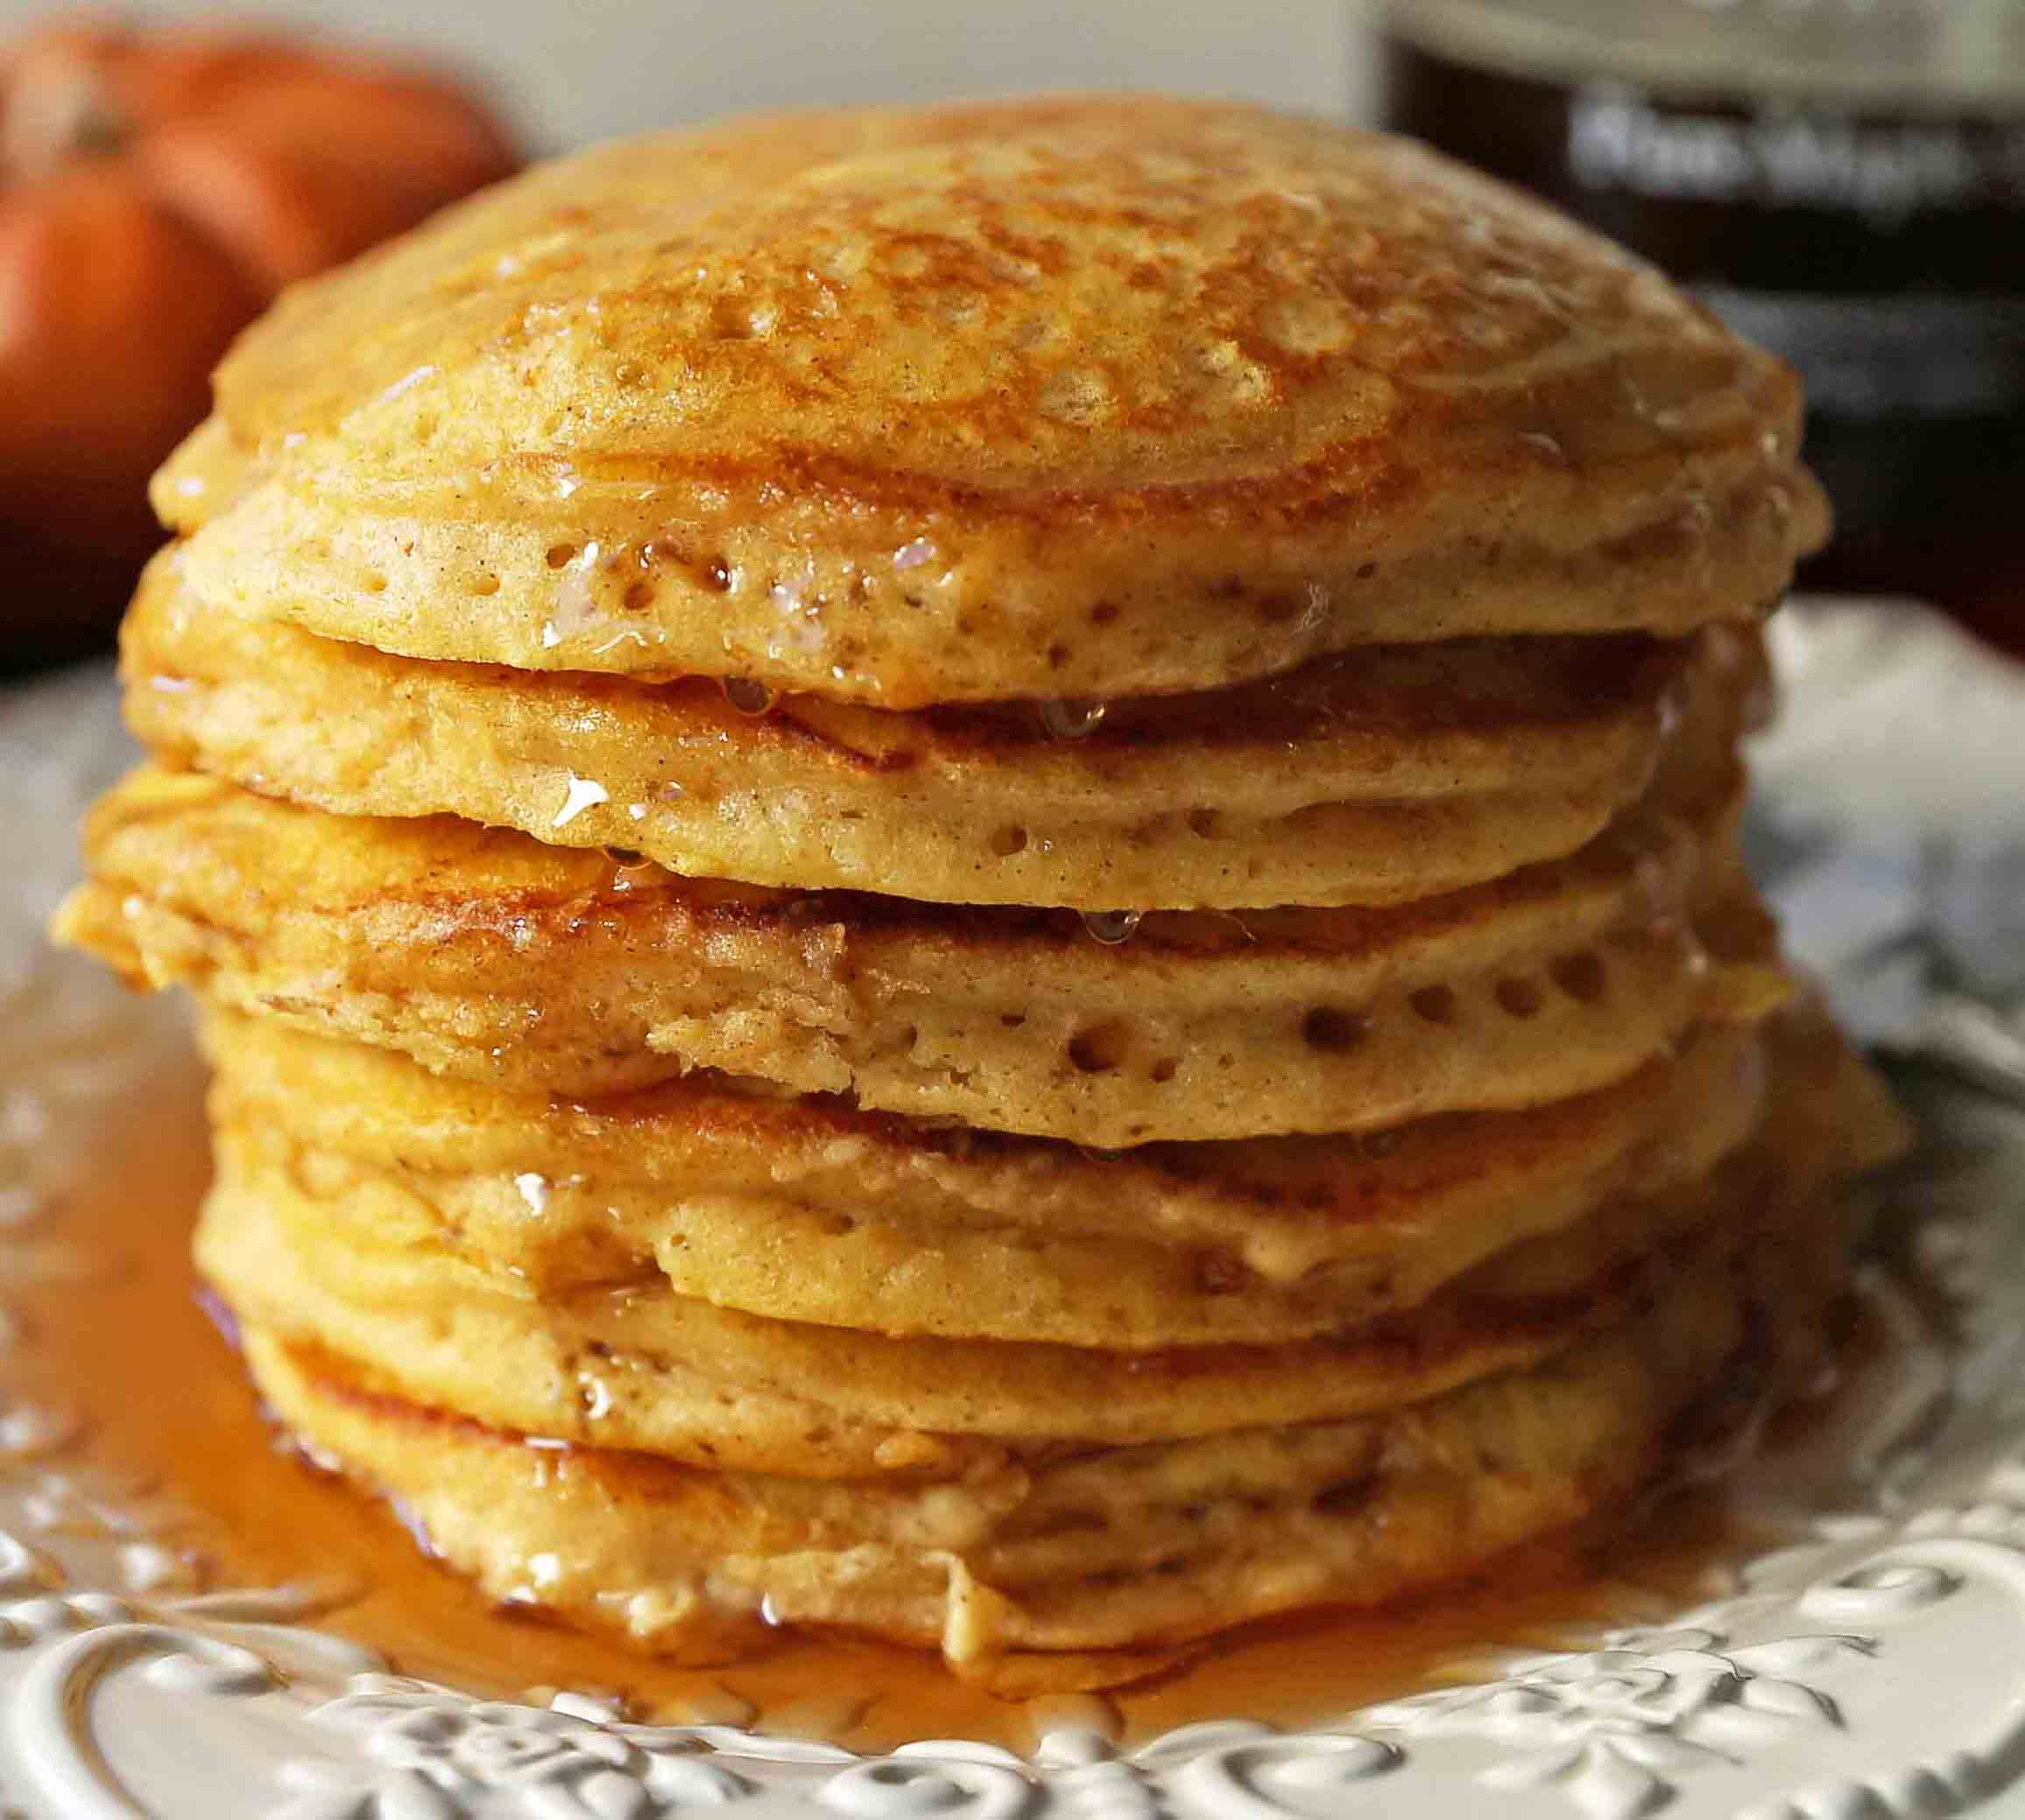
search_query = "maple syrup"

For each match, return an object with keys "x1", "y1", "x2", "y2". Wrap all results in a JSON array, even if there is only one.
[{"x1": 10, "y1": 1055, "x2": 1805, "y2": 1754}]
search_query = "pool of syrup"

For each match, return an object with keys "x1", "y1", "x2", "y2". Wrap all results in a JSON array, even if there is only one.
[{"x1": 13, "y1": 1062, "x2": 1802, "y2": 1753}]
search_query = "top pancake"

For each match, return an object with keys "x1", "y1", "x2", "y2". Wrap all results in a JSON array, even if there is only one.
[{"x1": 154, "y1": 96, "x2": 1825, "y2": 707}]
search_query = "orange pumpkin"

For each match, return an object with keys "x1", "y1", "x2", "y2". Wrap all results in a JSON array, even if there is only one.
[{"x1": 0, "y1": 18, "x2": 517, "y2": 664}]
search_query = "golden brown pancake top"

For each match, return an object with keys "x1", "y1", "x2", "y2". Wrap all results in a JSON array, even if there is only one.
[{"x1": 156, "y1": 95, "x2": 1824, "y2": 704}]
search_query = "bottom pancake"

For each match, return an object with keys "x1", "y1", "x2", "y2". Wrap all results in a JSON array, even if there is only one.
[{"x1": 236, "y1": 1185, "x2": 1845, "y2": 1687}]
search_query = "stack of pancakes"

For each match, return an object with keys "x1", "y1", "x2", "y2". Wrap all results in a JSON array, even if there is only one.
[{"x1": 56, "y1": 97, "x2": 1903, "y2": 1690}]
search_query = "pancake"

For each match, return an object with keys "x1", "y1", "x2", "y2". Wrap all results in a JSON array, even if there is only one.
[
  {"x1": 122, "y1": 560, "x2": 1711, "y2": 911},
  {"x1": 153, "y1": 98, "x2": 1824, "y2": 708},
  {"x1": 66, "y1": 762, "x2": 1771, "y2": 1140},
  {"x1": 197, "y1": 1005, "x2": 1803, "y2": 1347},
  {"x1": 233, "y1": 1187, "x2": 1844, "y2": 1678}
]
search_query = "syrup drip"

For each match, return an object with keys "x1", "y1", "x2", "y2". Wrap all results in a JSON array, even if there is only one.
[
  {"x1": 1040, "y1": 698, "x2": 1108, "y2": 740},
  {"x1": 1079, "y1": 909, "x2": 1143, "y2": 946},
  {"x1": 601, "y1": 847, "x2": 660, "y2": 893},
  {"x1": 722, "y1": 678, "x2": 776, "y2": 716}
]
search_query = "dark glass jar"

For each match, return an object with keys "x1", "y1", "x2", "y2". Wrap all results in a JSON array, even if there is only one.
[{"x1": 1366, "y1": 0, "x2": 2025, "y2": 653}]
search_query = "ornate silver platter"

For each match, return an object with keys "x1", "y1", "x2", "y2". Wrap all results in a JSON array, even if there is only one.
[{"x1": 2, "y1": 601, "x2": 2021, "y2": 1820}]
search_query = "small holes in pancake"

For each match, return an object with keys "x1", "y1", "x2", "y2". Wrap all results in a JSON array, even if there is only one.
[
  {"x1": 1089, "y1": 602, "x2": 1119, "y2": 625},
  {"x1": 702, "y1": 559, "x2": 733, "y2": 593},
  {"x1": 1496, "y1": 977, "x2": 1544, "y2": 1019},
  {"x1": 1149, "y1": 1057, "x2": 1179, "y2": 1084},
  {"x1": 1069, "y1": 1019, "x2": 1133, "y2": 1074},
  {"x1": 469, "y1": 572, "x2": 500, "y2": 596},
  {"x1": 546, "y1": 543, "x2": 578, "y2": 570},
  {"x1": 1551, "y1": 951, "x2": 1608, "y2": 1003},
  {"x1": 1187, "y1": 808, "x2": 1226, "y2": 839},
  {"x1": 999, "y1": 1012, "x2": 1027, "y2": 1029},
  {"x1": 1409, "y1": 985, "x2": 1457, "y2": 1026},
  {"x1": 623, "y1": 581, "x2": 654, "y2": 612},
  {"x1": 1355, "y1": 561, "x2": 1379, "y2": 580},
  {"x1": 1257, "y1": 592, "x2": 1300, "y2": 624},
  {"x1": 989, "y1": 825, "x2": 1028, "y2": 857},
  {"x1": 818, "y1": 1212, "x2": 857, "y2": 1237},
  {"x1": 1302, "y1": 1006, "x2": 1369, "y2": 1053}
]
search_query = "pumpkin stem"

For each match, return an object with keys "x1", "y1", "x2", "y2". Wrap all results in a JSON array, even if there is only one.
[{"x1": 1, "y1": 49, "x2": 125, "y2": 180}]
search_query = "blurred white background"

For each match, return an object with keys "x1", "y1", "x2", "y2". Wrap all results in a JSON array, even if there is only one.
[{"x1": 0, "y1": 0, "x2": 1363, "y2": 149}]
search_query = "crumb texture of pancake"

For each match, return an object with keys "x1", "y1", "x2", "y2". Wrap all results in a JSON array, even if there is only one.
[
  {"x1": 52, "y1": 92, "x2": 1903, "y2": 1684},
  {"x1": 154, "y1": 97, "x2": 1824, "y2": 707}
]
